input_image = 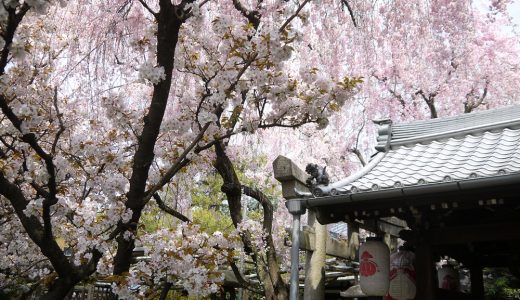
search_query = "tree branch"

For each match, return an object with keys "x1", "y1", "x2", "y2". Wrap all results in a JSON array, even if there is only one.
[
  {"x1": 464, "y1": 80, "x2": 489, "y2": 113},
  {"x1": 0, "y1": 4, "x2": 30, "y2": 75},
  {"x1": 0, "y1": 42, "x2": 59, "y2": 241},
  {"x1": 232, "y1": 0, "x2": 260, "y2": 28},
  {"x1": 158, "y1": 281, "x2": 173, "y2": 300},
  {"x1": 341, "y1": 0, "x2": 357, "y2": 27},
  {"x1": 51, "y1": 87, "x2": 65, "y2": 155},
  {"x1": 279, "y1": 0, "x2": 311, "y2": 32},
  {"x1": 114, "y1": 0, "x2": 183, "y2": 274},
  {"x1": 230, "y1": 260, "x2": 264, "y2": 294},
  {"x1": 144, "y1": 122, "x2": 210, "y2": 202},
  {"x1": 152, "y1": 193, "x2": 190, "y2": 223},
  {"x1": 350, "y1": 105, "x2": 366, "y2": 166},
  {"x1": 372, "y1": 73, "x2": 406, "y2": 107},
  {"x1": 194, "y1": 128, "x2": 244, "y2": 153},
  {"x1": 241, "y1": 185, "x2": 273, "y2": 234},
  {"x1": 240, "y1": 184, "x2": 287, "y2": 296},
  {"x1": 415, "y1": 90, "x2": 438, "y2": 119},
  {"x1": 257, "y1": 113, "x2": 316, "y2": 129},
  {"x1": 0, "y1": 171, "x2": 73, "y2": 278},
  {"x1": 137, "y1": 0, "x2": 158, "y2": 16},
  {"x1": 350, "y1": 148, "x2": 366, "y2": 166}
]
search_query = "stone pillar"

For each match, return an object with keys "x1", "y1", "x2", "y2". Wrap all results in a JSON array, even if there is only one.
[
  {"x1": 273, "y1": 156, "x2": 327, "y2": 300},
  {"x1": 273, "y1": 156, "x2": 309, "y2": 199},
  {"x1": 304, "y1": 211, "x2": 327, "y2": 300}
]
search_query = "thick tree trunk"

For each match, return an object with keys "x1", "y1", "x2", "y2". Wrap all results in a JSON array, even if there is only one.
[
  {"x1": 427, "y1": 100, "x2": 438, "y2": 119},
  {"x1": 40, "y1": 277, "x2": 77, "y2": 300},
  {"x1": 416, "y1": 90, "x2": 438, "y2": 119}
]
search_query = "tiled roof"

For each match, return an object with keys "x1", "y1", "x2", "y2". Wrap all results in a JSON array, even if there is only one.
[
  {"x1": 328, "y1": 222, "x2": 348, "y2": 237},
  {"x1": 389, "y1": 105, "x2": 520, "y2": 147},
  {"x1": 316, "y1": 105, "x2": 520, "y2": 196}
]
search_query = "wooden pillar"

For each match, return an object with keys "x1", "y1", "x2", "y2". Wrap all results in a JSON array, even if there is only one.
[
  {"x1": 415, "y1": 240, "x2": 436, "y2": 300},
  {"x1": 470, "y1": 264, "x2": 484, "y2": 300}
]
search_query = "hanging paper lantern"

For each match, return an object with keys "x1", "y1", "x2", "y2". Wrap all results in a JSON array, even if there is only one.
[
  {"x1": 384, "y1": 248, "x2": 416, "y2": 300},
  {"x1": 359, "y1": 237, "x2": 390, "y2": 296},
  {"x1": 438, "y1": 264, "x2": 460, "y2": 291}
]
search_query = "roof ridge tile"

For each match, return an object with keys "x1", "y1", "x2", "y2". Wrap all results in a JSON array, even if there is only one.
[{"x1": 313, "y1": 105, "x2": 520, "y2": 197}]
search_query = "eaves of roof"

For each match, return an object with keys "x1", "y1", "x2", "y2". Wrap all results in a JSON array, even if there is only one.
[
  {"x1": 300, "y1": 172, "x2": 520, "y2": 210},
  {"x1": 286, "y1": 172, "x2": 520, "y2": 224}
]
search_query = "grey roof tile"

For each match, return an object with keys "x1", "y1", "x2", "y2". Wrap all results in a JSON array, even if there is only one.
[
  {"x1": 324, "y1": 106, "x2": 520, "y2": 195},
  {"x1": 328, "y1": 222, "x2": 349, "y2": 236}
]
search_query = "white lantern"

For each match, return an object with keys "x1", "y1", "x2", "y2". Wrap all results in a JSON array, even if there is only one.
[
  {"x1": 359, "y1": 237, "x2": 390, "y2": 296},
  {"x1": 385, "y1": 249, "x2": 416, "y2": 300},
  {"x1": 438, "y1": 264, "x2": 460, "y2": 291}
]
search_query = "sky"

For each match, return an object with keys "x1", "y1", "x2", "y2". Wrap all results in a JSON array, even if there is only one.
[{"x1": 509, "y1": 1, "x2": 520, "y2": 27}]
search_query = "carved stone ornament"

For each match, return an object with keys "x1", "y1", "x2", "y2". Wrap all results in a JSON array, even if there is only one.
[{"x1": 305, "y1": 163, "x2": 330, "y2": 187}]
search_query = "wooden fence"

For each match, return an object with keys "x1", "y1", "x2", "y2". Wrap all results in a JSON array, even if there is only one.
[{"x1": 29, "y1": 282, "x2": 116, "y2": 300}]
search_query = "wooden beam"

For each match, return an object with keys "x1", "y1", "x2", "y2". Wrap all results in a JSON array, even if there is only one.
[
  {"x1": 426, "y1": 222, "x2": 520, "y2": 245},
  {"x1": 362, "y1": 217, "x2": 408, "y2": 237},
  {"x1": 298, "y1": 228, "x2": 350, "y2": 259}
]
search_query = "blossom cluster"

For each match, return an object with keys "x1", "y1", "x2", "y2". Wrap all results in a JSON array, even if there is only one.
[
  {"x1": 138, "y1": 61, "x2": 166, "y2": 85},
  {"x1": 1, "y1": 0, "x2": 519, "y2": 299},
  {"x1": 109, "y1": 224, "x2": 239, "y2": 299}
]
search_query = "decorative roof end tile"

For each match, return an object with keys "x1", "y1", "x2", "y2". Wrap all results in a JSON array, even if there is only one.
[{"x1": 373, "y1": 119, "x2": 393, "y2": 152}]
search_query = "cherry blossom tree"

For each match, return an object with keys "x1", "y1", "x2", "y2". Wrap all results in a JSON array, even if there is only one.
[
  {"x1": 2, "y1": 0, "x2": 520, "y2": 299},
  {"x1": 0, "y1": 0, "x2": 358, "y2": 298},
  {"x1": 346, "y1": 1, "x2": 520, "y2": 121},
  {"x1": 284, "y1": 0, "x2": 520, "y2": 169}
]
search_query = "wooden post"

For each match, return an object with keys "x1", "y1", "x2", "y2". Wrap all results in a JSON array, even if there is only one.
[
  {"x1": 87, "y1": 285, "x2": 94, "y2": 300},
  {"x1": 470, "y1": 263, "x2": 484, "y2": 300},
  {"x1": 415, "y1": 240, "x2": 436, "y2": 300}
]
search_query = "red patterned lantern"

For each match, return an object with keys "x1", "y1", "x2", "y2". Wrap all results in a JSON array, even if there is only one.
[
  {"x1": 359, "y1": 237, "x2": 390, "y2": 296},
  {"x1": 384, "y1": 248, "x2": 416, "y2": 300},
  {"x1": 437, "y1": 264, "x2": 460, "y2": 291}
]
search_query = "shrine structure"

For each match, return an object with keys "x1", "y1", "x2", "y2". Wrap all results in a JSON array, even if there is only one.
[{"x1": 275, "y1": 105, "x2": 520, "y2": 299}]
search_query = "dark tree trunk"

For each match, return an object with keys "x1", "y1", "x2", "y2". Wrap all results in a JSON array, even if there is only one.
[
  {"x1": 214, "y1": 142, "x2": 244, "y2": 227},
  {"x1": 40, "y1": 277, "x2": 77, "y2": 300},
  {"x1": 427, "y1": 100, "x2": 438, "y2": 119},
  {"x1": 113, "y1": 1, "x2": 183, "y2": 275},
  {"x1": 159, "y1": 282, "x2": 173, "y2": 300}
]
